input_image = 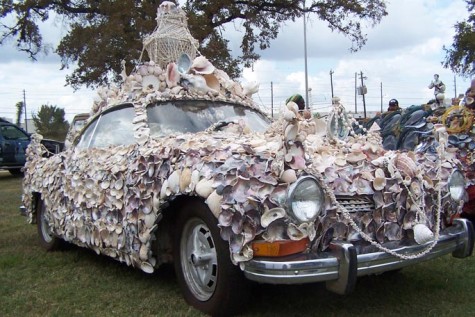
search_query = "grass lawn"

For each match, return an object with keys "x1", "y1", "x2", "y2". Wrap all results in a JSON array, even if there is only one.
[{"x1": 1, "y1": 170, "x2": 475, "y2": 316}]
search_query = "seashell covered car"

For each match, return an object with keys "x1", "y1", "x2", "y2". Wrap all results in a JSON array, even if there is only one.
[{"x1": 20, "y1": 3, "x2": 474, "y2": 316}]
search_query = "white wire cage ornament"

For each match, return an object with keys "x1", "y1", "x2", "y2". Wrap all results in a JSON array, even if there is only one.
[{"x1": 143, "y1": 2, "x2": 199, "y2": 68}]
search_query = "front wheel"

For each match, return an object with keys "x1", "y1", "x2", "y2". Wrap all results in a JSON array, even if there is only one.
[
  {"x1": 173, "y1": 201, "x2": 250, "y2": 316},
  {"x1": 36, "y1": 198, "x2": 62, "y2": 251}
]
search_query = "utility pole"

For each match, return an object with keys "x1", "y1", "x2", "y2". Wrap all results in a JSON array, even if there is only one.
[
  {"x1": 302, "y1": 0, "x2": 309, "y2": 108},
  {"x1": 380, "y1": 82, "x2": 383, "y2": 112},
  {"x1": 23, "y1": 89, "x2": 28, "y2": 133},
  {"x1": 271, "y1": 81, "x2": 274, "y2": 118},
  {"x1": 359, "y1": 71, "x2": 367, "y2": 118},
  {"x1": 329, "y1": 70, "x2": 334, "y2": 98},
  {"x1": 354, "y1": 72, "x2": 357, "y2": 113},
  {"x1": 308, "y1": 88, "x2": 313, "y2": 110},
  {"x1": 454, "y1": 75, "x2": 457, "y2": 98}
]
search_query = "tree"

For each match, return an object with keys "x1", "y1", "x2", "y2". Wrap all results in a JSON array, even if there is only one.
[
  {"x1": 15, "y1": 101, "x2": 23, "y2": 126},
  {"x1": 1, "y1": 0, "x2": 387, "y2": 89},
  {"x1": 32, "y1": 104, "x2": 70, "y2": 141},
  {"x1": 443, "y1": 0, "x2": 475, "y2": 78}
]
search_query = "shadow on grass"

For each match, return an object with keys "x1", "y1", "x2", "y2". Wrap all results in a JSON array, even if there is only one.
[{"x1": 0, "y1": 170, "x2": 23, "y2": 180}]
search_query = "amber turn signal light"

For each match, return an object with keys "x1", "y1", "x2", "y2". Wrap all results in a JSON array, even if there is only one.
[{"x1": 251, "y1": 238, "x2": 309, "y2": 257}]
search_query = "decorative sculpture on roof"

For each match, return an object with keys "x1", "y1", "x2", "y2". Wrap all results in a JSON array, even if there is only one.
[{"x1": 143, "y1": 1, "x2": 199, "y2": 68}]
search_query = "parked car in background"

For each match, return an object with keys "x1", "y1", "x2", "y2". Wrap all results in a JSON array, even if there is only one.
[
  {"x1": 19, "y1": 3, "x2": 475, "y2": 316},
  {"x1": 65, "y1": 113, "x2": 90, "y2": 148},
  {"x1": 0, "y1": 118, "x2": 63, "y2": 175}
]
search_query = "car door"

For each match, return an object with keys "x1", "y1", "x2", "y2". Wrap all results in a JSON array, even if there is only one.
[
  {"x1": 0, "y1": 124, "x2": 30, "y2": 167},
  {"x1": 63, "y1": 105, "x2": 137, "y2": 249}
]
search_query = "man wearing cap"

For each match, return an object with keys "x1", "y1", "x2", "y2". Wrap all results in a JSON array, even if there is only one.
[{"x1": 387, "y1": 99, "x2": 401, "y2": 112}]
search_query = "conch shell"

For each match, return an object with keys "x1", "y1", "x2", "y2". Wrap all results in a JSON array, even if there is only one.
[
  {"x1": 191, "y1": 56, "x2": 215, "y2": 74},
  {"x1": 394, "y1": 153, "x2": 418, "y2": 178}
]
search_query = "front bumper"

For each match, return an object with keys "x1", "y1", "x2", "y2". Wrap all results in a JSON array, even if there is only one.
[{"x1": 243, "y1": 218, "x2": 474, "y2": 295}]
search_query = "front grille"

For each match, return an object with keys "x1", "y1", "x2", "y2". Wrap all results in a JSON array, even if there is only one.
[{"x1": 335, "y1": 195, "x2": 375, "y2": 213}]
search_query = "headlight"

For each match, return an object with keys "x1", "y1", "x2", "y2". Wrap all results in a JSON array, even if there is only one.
[
  {"x1": 448, "y1": 170, "x2": 466, "y2": 201},
  {"x1": 287, "y1": 176, "x2": 325, "y2": 223}
]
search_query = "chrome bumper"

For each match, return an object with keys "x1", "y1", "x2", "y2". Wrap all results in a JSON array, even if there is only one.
[{"x1": 243, "y1": 218, "x2": 474, "y2": 295}]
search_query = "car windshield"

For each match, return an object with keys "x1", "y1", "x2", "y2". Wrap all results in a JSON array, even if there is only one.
[{"x1": 147, "y1": 100, "x2": 270, "y2": 137}]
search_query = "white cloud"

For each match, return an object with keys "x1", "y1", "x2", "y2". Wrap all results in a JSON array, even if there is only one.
[{"x1": 239, "y1": 0, "x2": 472, "y2": 115}]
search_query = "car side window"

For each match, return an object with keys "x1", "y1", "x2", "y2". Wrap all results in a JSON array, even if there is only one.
[
  {"x1": 0, "y1": 125, "x2": 29, "y2": 141},
  {"x1": 76, "y1": 119, "x2": 98, "y2": 149},
  {"x1": 88, "y1": 106, "x2": 136, "y2": 148}
]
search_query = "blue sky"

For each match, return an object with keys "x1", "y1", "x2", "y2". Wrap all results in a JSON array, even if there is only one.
[{"x1": 0, "y1": 0, "x2": 472, "y2": 122}]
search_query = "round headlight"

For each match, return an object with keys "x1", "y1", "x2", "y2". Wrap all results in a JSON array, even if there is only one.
[
  {"x1": 448, "y1": 170, "x2": 466, "y2": 201},
  {"x1": 287, "y1": 176, "x2": 325, "y2": 223}
]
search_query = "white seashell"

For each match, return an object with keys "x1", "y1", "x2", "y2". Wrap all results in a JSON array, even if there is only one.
[
  {"x1": 334, "y1": 154, "x2": 347, "y2": 166},
  {"x1": 375, "y1": 168, "x2": 385, "y2": 179},
  {"x1": 284, "y1": 123, "x2": 299, "y2": 142},
  {"x1": 205, "y1": 190, "x2": 223, "y2": 218},
  {"x1": 280, "y1": 169, "x2": 297, "y2": 183},
  {"x1": 139, "y1": 244, "x2": 148, "y2": 260},
  {"x1": 286, "y1": 101, "x2": 299, "y2": 115},
  {"x1": 232, "y1": 245, "x2": 254, "y2": 263},
  {"x1": 152, "y1": 193, "x2": 160, "y2": 213},
  {"x1": 261, "y1": 207, "x2": 285, "y2": 228},
  {"x1": 167, "y1": 170, "x2": 180, "y2": 193},
  {"x1": 191, "y1": 56, "x2": 215, "y2": 74},
  {"x1": 373, "y1": 177, "x2": 386, "y2": 191},
  {"x1": 140, "y1": 261, "x2": 154, "y2": 274},
  {"x1": 144, "y1": 213, "x2": 156, "y2": 228},
  {"x1": 195, "y1": 178, "x2": 214, "y2": 198},
  {"x1": 346, "y1": 151, "x2": 366, "y2": 163},
  {"x1": 153, "y1": 66, "x2": 163, "y2": 76},
  {"x1": 313, "y1": 118, "x2": 327, "y2": 137},
  {"x1": 283, "y1": 108, "x2": 296, "y2": 121},
  {"x1": 287, "y1": 223, "x2": 307, "y2": 240},
  {"x1": 139, "y1": 65, "x2": 149, "y2": 76},
  {"x1": 413, "y1": 223, "x2": 434, "y2": 244},
  {"x1": 242, "y1": 81, "x2": 259, "y2": 96},
  {"x1": 249, "y1": 139, "x2": 266, "y2": 148},
  {"x1": 100, "y1": 180, "x2": 110, "y2": 190},
  {"x1": 360, "y1": 171, "x2": 374, "y2": 181},
  {"x1": 160, "y1": 179, "x2": 169, "y2": 199},
  {"x1": 190, "y1": 170, "x2": 200, "y2": 191},
  {"x1": 134, "y1": 74, "x2": 143, "y2": 83},
  {"x1": 142, "y1": 75, "x2": 160, "y2": 91},
  {"x1": 114, "y1": 179, "x2": 124, "y2": 190}
]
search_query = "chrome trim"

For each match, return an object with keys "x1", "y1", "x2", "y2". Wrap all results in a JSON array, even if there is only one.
[
  {"x1": 335, "y1": 195, "x2": 374, "y2": 213},
  {"x1": 19, "y1": 205, "x2": 27, "y2": 217},
  {"x1": 243, "y1": 219, "x2": 473, "y2": 294},
  {"x1": 286, "y1": 175, "x2": 324, "y2": 223}
]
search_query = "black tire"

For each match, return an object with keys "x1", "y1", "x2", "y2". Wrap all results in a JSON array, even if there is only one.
[
  {"x1": 8, "y1": 168, "x2": 23, "y2": 176},
  {"x1": 173, "y1": 201, "x2": 250, "y2": 316},
  {"x1": 36, "y1": 199, "x2": 62, "y2": 251}
]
